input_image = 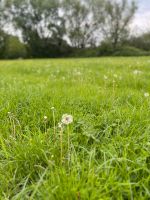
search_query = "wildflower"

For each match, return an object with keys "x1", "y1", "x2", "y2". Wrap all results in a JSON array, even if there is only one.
[
  {"x1": 133, "y1": 70, "x2": 142, "y2": 75},
  {"x1": 144, "y1": 93, "x2": 149, "y2": 97},
  {"x1": 61, "y1": 114, "x2": 73, "y2": 125},
  {"x1": 44, "y1": 116, "x2": 48, "y2": 120},
  {"x1": 113, "y1": 74, "x2": 118, "y2": 78},
  {"x1": 76, "y1": 71, "x2": 81, "y2": 76},
  {"x1": 58, "y1": 122, "x2": 63, "y2": 128},
  {"x1": 51, "y1": 107, "x2": 55, "y2": 110},
  {"x1": 104, "y1": 75, "x2": 108, "y2": 80}
]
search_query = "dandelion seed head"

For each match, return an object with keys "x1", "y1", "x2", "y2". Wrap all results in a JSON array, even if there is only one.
[
  {"x1": 51, "y1": 107, "x2": 55, "y2": 110},
  {"x1": 62, "y1": 76, "x2": 65, "y2": 80},
  {"x1": 76, "y1": 71, "x2": 81, "y2": 76},
  {"x1": 58, "y1": 122, "x2": 63, "y2": 128},
  {"x1": 61, "y1": 114, "x2": 73, "y2": 125},
  {"x1": 133, "y1": 70, "x2": 142, "y2": 75},
  {"x1": 104, "y1": 75, "x2": 108, "y2": 80},
  {"x1": 113, "y1": 74, "x2": 118, "y2": 78},
  {"x1": 144, "y1": 93, "x2": 149, "y2": 97}
]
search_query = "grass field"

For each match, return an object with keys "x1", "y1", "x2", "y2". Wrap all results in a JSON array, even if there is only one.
[{"x1": 0, "y1": 57, "x2": 150, "y2": 199}]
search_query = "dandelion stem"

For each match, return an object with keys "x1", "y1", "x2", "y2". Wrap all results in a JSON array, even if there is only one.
[
  {"x1": 67, "y1": 125, "x2": 70, "y2": 168},
  {"x1": 104, "y1": 79, "x2": 107, "y2": 90},
  {"x1": 12, "y1": 118, "x2": 16, "y2": 138},
  {"x1": 44, "y1": 122, "x2": 47, "y2": 134},
  {"x1": 112, "y1": 79, "x2": 115, "y2": 99},
  {"x1": 8, "y1": 115, "x2": 13, "y2": 135},
  {"x1": 44, "y1": 116, "x2": 48, "y2": 134},
  {"x1": 51, "y1": 109, "x2": 56, "y2": 140},
  {"x1": 60, "y1": 127, "x2": 63, "y2": 165}
]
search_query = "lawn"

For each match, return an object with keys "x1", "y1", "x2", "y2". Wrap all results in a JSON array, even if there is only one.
[{"x1": 0, "y1": 57, "x2": 150, "y2": 199}]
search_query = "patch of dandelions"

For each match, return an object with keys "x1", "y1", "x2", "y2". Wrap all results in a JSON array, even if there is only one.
[
  {"x1": 133, "y1": 70, "x2": 142, "y2": 75},
  {"x1": 45, "y1": 64, "x2": 51, "y2": 68},
  {"x1": 113, "y1": 73, "x2": 122, "y2": 80}
]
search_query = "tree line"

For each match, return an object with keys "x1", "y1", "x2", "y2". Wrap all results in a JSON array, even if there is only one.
[{"x1": 0, "y1": 0, "x2": 150, "y2": 59}]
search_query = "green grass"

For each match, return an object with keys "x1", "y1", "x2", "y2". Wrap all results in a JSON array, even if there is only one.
[{"x1": 0, "y1": 57, "x2": 150, "y2": 199}]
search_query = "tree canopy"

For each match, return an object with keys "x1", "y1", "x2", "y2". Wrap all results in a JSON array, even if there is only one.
[{"x1": 1, "y1": 0, "x2": 148, "y2": 58}]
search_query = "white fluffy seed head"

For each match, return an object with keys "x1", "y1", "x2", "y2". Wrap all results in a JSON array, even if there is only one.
[
  {"x1": 113, "y1": 74, "x2": 118, "y2": 78},
  {"x1": 104, "y1": 75, "x2": 108, "y2": 80},
  {"x1": 58, "y1": 122, "x2": 63, "y2": 128},
  {"x1": 61, "y1": 114, "x2": 73, "y2": 125},
  {"x1": 144, "y1": 93, "x2": 149, "y2": 97},
  {"x1": 133, "y1": 70, "x2": 142, "y2": 75},
  {"x1": 51, "y1": 107, "x2": 55, "y2": 110}
]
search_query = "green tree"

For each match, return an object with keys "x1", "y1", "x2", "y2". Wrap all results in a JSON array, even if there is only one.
[
  {"x1": 6, "y1": 0, "x2": 66, "y2": 57},
  {"x1": 92, "y1": 0, "x2": 137, "y2": 49},
  {"x1": 63, "y1": 0, "x2": 98, "y2": 48},
  {"x1": 129, "y1": 32, "x2": 150, "y2": 51},
  {"x1": 0, "y1": 1, "x2": 8, "y2": 57}
]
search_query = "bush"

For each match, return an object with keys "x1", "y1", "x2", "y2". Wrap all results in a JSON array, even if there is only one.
[
  {"x1": 113, "y1": 46, "x2": 149, "y2": 56},
  {"x1": 98, "y1": 42, "x2": 114, "y2": 56},
  {"x1": 3, "y1": 36, "x2": 27, "y2": 59},
  {"x1": 128, "y1": 33, "x2": 150, "y2": 51},
  {"x1": 69, "y1": 48, "x2": 99, "y2": 57}
]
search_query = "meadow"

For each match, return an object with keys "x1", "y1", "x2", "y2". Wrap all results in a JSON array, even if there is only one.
[{"x1": 0, "y1": 57, "x2": 150, "y2": 199}]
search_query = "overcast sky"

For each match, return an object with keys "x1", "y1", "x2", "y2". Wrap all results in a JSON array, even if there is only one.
[{"x1": 131, "y1": 0, "x2": 150, "y2": 34}]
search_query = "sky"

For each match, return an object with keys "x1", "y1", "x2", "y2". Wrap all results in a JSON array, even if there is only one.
[{"x1": 131, "y1": 0, "x2": 150, "y2": 34}]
